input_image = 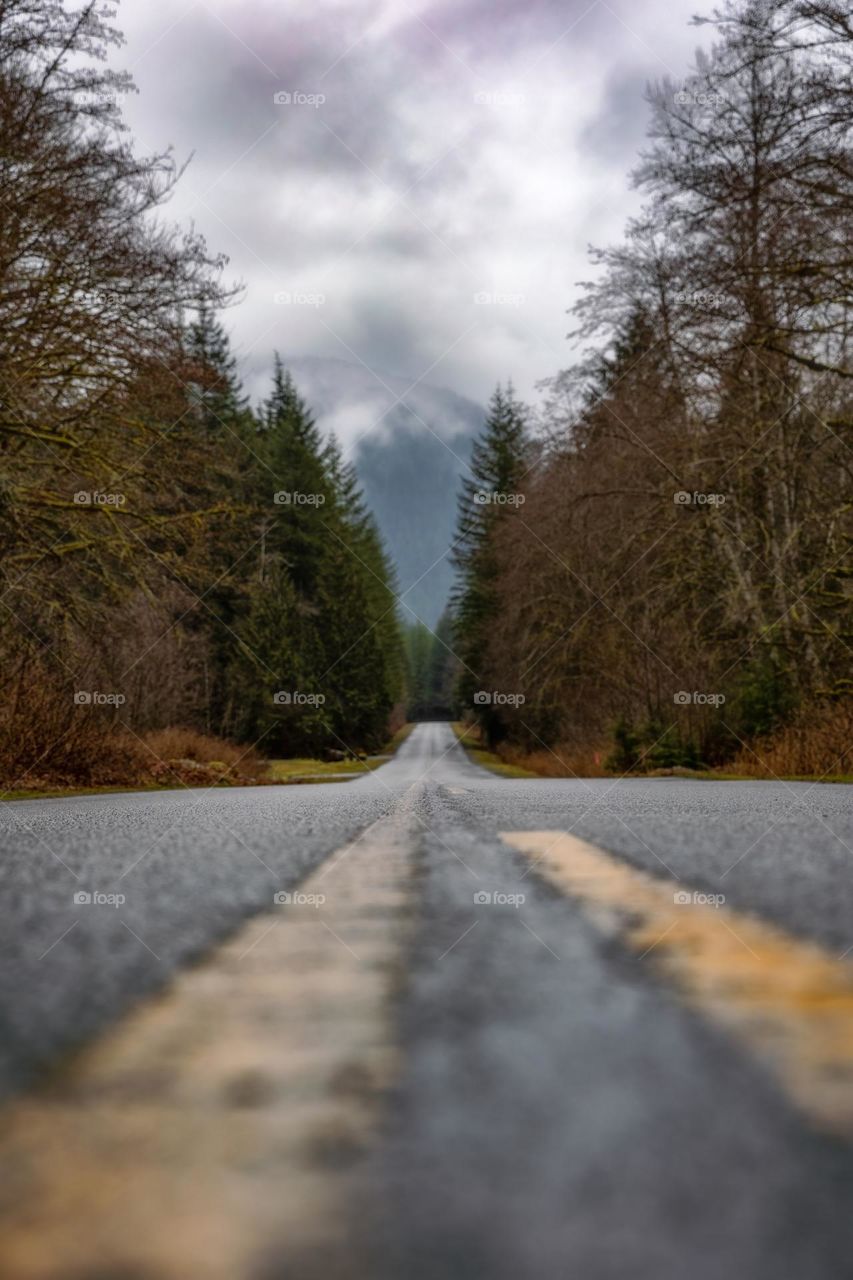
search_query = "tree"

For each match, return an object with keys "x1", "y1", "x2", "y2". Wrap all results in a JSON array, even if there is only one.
[
  {"x1": 452, "y1": 383, "x2": 528, "y2": 742},
  {"x1": 456, "y1": 0, "x2": 852, "y2": 772},
  {"x1": 222, "y1": 363, "x2": 405, "y2": 756},
  {"x1": 0, "y1": 0, "x2": 234, "y2": 614}
]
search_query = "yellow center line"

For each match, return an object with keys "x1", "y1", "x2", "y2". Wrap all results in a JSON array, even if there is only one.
[
  {"x1": 0, "y1": 823, "x2": 413, "y2": 1280},
  {"x1": 503, "y1": 830, "x2": 853, "y2": 1137}
]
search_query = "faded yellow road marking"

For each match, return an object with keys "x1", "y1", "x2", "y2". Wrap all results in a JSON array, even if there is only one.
[
  {"x1": 0, "y1": 820, "x2": 412, "y2": 1280},
  {"x1": 503, "y1": 831, "x2": 853, "y2": 1137}
]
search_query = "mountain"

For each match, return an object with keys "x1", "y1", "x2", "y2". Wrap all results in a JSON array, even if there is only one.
[{"x1": 283, "y1": 357, "x2": 483, "y2": 627}]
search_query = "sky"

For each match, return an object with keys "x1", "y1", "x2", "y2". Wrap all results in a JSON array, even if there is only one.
[{"x1": 115, "y1": 0, "x2": 714, "y2": 439}]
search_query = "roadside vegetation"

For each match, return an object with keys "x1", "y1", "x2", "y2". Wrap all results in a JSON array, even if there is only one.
[
  {"x1": 0, "y1": 2, "x2": 405, "y2": 795},
  {"x1": 449, "y1": 0, "x2": 853, "y2": 782}
]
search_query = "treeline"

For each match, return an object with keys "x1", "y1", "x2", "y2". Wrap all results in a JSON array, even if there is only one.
[
  {"x1": 454, "y1": 0, "x2": 853, "y2": 775},
  {"x1": 0, "y1": 1, "x2": 402, "y2": 786},
  {"x1": 404, "y1": 613, "x2": 456, "y2": 719}
]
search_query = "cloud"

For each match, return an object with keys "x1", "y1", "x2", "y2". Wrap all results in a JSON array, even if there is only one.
[{"x1": 116, "y1": 0, "x2": 711, "y2": 416}]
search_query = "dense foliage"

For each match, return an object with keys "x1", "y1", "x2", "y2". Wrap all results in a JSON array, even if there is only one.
[
  {"x1": 456, "y1": 0, "x2": 852, "y2": 773},
  {"x1": 0, "y1": 1, "x2": 403, "y2": 784}
]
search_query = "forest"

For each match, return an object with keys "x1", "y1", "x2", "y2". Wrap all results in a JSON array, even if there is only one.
[
  {"x1": 450, "y1": 0, "x2": 853, "y2": 778},
  {"x1": 0, "y1": 0, "x2": 402, "y2": 788},
  {"x1": 1, "y1": 0, "x2": 850, "y2": 790}
]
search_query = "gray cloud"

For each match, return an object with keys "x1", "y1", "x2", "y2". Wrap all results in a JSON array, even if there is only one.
[{"x1": 117, "y1": 0, "x2": 711, "y2": 416}]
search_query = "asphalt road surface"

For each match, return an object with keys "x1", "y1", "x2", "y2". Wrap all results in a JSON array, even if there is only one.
[{"x1": 2, "y1": 721, "x2": 853, "y2": 1278}]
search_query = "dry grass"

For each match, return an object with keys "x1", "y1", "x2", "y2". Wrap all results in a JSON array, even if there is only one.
[
  {"x1": 142, "y1": 728, "x2": 267, "y2": 781},
  {"x1": 730, "y1": 701, "x2": 853, "y2": 780},
  {"x1": 485, "y1": 702, "x2": 853, "y2": 783},
  {"x1": 453, "y1": 722, "x2": 607, "y2": 779},
  {"x1": 0, "y1": 666, "x2": 269, "y2": 792},
  {"x1": 497, "y1": 742, "x2": 610, "y2": 778},
  {"x1": 0, "y1": 667, "x2": 146, "y2": 790}
]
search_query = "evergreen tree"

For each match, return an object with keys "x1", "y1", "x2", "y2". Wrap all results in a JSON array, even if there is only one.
[
  {"x1": 452, "y1": 383, "x2": 528, "y2": 742},
  {"x1": 262, "y1": 355, "x2": 333, "y2": 596},
  {"x1": 185, "y1": 305, "x2": 247, "y2": 436},
  {"x1": 324, "y1": 433, "x2": 405, "y2": 722},
  {"x1": 226, "y1": 361, "x2": 405, "y2": 755},
  {"x1": 405, "y1": 622, "x2": 434, "y2": 719},
  {"x1": 427, "y1": 607, "x2": 459, "y2": 717}
]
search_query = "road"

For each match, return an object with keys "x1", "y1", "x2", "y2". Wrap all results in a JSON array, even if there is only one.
[{"x1": 1, "y1": 721, "x2": 853, "y2": 1278}]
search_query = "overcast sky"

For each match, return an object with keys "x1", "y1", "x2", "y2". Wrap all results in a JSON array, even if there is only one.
[{"x1": 116, "y1": 0, "x2": 712, "y2": 431}]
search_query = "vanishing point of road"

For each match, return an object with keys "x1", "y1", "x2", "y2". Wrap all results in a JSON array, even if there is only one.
[{"x1": 1, "y1": 722, "x2": 853, "y2": 1278}]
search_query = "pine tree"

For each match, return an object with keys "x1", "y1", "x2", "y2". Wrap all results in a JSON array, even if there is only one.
[
  {"x1": 320, "y1": 433, "x2": 405, "y2": 746},
  {"x1": 185, "y1": 305, "x2": 247, "y2": 436},
  {"x1": 226, "y1": 361, "x2": 405, "y2": 755},
  {"x1": 427, "y1": 607, "x2": 459, "y2": 717},
  {"x1": 452, "y1": 383, "x2": 528, "y2": 741},
  {"x1": 405, "y1": 623, "x2": 434, "y2": 719},
  {"x1": 262, "y1": 355, "x2": 333, "y2": 597}
]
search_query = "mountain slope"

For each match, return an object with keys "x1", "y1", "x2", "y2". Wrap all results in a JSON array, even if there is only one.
[{"x1": 283, "y1": 357, "x2": 481, "y2": 626}]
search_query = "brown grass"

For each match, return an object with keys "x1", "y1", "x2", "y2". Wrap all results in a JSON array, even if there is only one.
[
  {"x1": 0, "y1": 659, "x2": 269, "y2": 792},
  {"x1": 497, "y1": 742, "x2": 610, "y2": 778},
  {"x1": 729, "y1": 701, "x2": 853, "y2": 779},
  {"x1": 455, "y1": 722, "x2": 610, "y2": 779},
  {"x1": 0, "y1": 667, "x2": 146, "y2": 790},
  {"x1": 142, "y1": 728, "x2": 267, "y2": 781}
]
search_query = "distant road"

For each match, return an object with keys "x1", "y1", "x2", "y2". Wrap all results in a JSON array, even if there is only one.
[{"x1": 2, "y1": 722, "x2": 853, "y2": 1278}]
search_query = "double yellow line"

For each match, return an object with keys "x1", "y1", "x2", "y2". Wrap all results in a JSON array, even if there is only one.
[{"x1": 504, "y1": 831, "x2": 853, "y2": 1137}]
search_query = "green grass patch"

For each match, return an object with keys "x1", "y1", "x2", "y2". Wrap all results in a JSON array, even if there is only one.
[
  {"x1": 0, "y1": 782, "x2": 186, "y2": 803},
  {"x1": 451, "y1": 721, "x2": 539, "y2": 778},
  {"x1": 266, "y1": 722, "x2": 416, "y2": 783},
  {"x1": 1, "y1": 725, "x2": 418, "y2": 800}
]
